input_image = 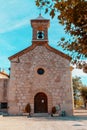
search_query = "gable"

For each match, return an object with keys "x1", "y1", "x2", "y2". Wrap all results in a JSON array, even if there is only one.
[{"x1": 8, "y1": 44, "x2": 71, "y2": 61}]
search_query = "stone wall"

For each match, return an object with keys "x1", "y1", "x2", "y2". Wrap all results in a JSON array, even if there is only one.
[{"x1": 8, "y1": 45, "x2": 74, "y2": 115}]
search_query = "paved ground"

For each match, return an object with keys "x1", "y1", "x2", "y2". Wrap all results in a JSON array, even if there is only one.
[{"x1": 0, "y1": 115, "x2": 87, "y2": 130}]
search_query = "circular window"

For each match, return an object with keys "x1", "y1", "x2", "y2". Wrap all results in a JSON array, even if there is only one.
[{"x1": 37, "y1": 68, "x2": 45, "y2": 75}]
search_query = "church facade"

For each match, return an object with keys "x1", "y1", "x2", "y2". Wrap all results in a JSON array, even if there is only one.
[{"x1": 0, "y1": 15, "x2": 74, "y2": 116}]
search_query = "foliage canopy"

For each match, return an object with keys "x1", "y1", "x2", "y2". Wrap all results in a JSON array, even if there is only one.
[
  {"x1": 72, "y1": 76, "x2": 87, "y2": 108},
  {"x1": 35, "y1": 0, "x2": 87, "y2": 61},
  {"x1": 81, "y1": 86, "x2": 87, "y2": 100},
  {"x1": 72, "y1": 76, "x2": 82, "y2": 107}
]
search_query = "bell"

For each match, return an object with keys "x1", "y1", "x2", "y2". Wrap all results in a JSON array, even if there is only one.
[{"x1": 38, "y1": 31, "x2": 43, "y2": 39}]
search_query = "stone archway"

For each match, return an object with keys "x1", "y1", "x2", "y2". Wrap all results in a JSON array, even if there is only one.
[{"x1": 34, "y1": 92, "x2": 48, "y2": 113}]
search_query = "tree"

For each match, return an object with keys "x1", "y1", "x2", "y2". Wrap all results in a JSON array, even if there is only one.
[
  {"x1": 81, "y1": 86, "x2": 87, "y2": 108},
  {"x1": 72, "y1": 76, "x2": 82, "y2": 108},
  {"x1": 35, "y1": 0, "x2": 87, "y2": 67}
]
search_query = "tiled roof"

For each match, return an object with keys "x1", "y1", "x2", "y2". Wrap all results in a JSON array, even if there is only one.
[{"x1": 0, "y1": 72, "x2": 9, "y2": 78}]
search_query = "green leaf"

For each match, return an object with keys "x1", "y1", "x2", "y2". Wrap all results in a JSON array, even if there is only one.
[
  {"x1": 45, "y1": 8, "x2": 48, "y2": 13},
  {"x1": 50, "y1": 9, "x2": 55, "y2": 18},
  {"x1": 42, "y1": 2, "x2": 45, "y2": 6},
  {"x1": 35, "y1": 0, "x2": 40, "y2": 7},
  {"x1": 61, "y1": 37, "x2": 65, "y2": 41},
  {"x1": 54, "y1": 2, "x2": 60, "y2": 9},
  {"x1": 47, "y1": 1, "x2": 50, "y2": 4}
]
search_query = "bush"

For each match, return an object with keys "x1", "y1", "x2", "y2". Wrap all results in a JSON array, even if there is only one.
[
  {"x1": 25, "y1": 103, "x2": 31, "y2": 114},
  {"x1": 51, "y1": 106, "x2": 56, "y2": 114}
]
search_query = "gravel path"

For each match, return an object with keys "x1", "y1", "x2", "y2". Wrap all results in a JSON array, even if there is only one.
[{"x1": 0, "y1": 116, "x2": 87, "y2": 130}]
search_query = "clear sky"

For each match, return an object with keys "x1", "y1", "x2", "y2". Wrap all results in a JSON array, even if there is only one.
[{"x1": 0, "y1": 0, "x2": 87, "y2": 85}]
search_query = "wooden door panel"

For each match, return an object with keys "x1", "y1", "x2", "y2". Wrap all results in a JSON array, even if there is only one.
[{"x1": 34, "y1": 93, "x2": 48, "y2": 113}]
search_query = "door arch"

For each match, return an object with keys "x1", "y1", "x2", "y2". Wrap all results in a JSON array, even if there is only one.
[{"x1": 34, "y1": 92, "x2": 48, "y2": 113}]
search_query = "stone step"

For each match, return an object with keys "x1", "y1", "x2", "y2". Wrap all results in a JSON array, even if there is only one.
[
  {"x1": 32, "y1": 113, "x2": 51, "y2": 117},
  {"x1": 0, "y1": 112, "x2": 8, "y2": 116},
  {"x1": 74, "y1": 109, "x2": 87, "y2": 113},
  {"x1": 74, "y1": 109, "x2": 87, "y2": 116}
]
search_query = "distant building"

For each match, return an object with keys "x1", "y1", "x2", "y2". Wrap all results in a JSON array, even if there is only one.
[
  {"x1": 0, "y1": 71, "x2": 9, "y2": 112},
  {"x1": 0, "y1": 15, "x2": 74, "y2": 116},
  {"x1": 0, "y1": 71, "x2": 9, "y2": 79}
]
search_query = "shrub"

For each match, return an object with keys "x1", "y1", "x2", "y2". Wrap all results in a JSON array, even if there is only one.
[
  {"x1": 25, "y1": 103, "x2": 31, "y2": 114},
  {"x1": 51, "y1": 106, "x2": 56, "y2": 114}
]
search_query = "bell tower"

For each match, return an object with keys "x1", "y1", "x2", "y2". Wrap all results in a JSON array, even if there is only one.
[{"x1": 31, "y1": 14, "x2": 50, "y2": 45}]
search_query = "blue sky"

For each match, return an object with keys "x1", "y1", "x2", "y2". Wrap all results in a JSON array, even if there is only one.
[{"x1": 0, "y1": 0, "x2": 87, "y2": 85}]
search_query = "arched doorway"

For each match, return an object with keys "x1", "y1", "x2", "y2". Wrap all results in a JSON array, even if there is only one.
[{"x1": 34, "y1": 92, "x2": 48, "y2": 113}]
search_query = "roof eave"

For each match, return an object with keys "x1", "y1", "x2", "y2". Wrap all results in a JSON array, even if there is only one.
[{"x1": 8, "y1": 43, "x2": 71, "y2": 61}]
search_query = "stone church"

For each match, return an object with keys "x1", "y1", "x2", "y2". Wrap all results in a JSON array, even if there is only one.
[{"x1": 0, "y1": 15, "x2": 74, "y2": 116}]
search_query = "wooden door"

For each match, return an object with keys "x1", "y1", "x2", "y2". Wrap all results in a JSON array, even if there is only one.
[{"x1": 34, "y1": 93, "x2": 48, "y2": 113}]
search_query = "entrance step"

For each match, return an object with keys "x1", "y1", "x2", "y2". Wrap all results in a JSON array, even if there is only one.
[
  {"x1": 0, "y1": 111, "x2": 8, "y2": 116},
  {"x1": 32, "y1": 113, "x2": 51, "y2": 117},
  {"x1": 74, "y1": 109, "x2": 87, "y2": 116}
]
